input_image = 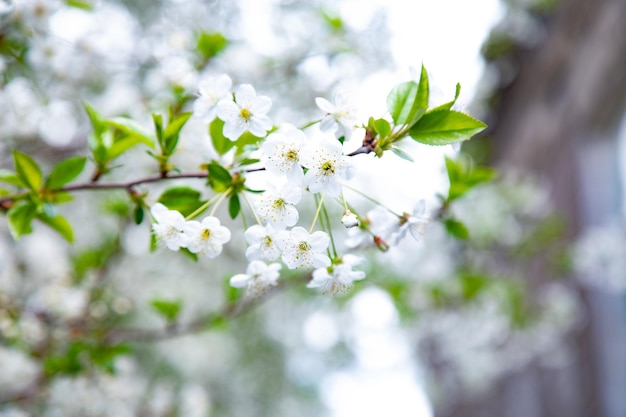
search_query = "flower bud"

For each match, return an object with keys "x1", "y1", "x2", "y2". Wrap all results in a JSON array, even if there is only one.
[
  {"x1": 341, "y1": 210, "x2": 359, "y2": 228},
  {"x1": 373, "y1": 235, "x2": 390, "y2": 252}
]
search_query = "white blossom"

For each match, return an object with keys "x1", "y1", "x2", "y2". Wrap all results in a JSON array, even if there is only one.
[
  {"x1": 183, "y1": 216, "x2": 231, "y2": 259},
  {"x1": 393, "y1": 199, "x2": 430, "y2": 243},
  {"x1": 150, "y1": 203, "x2": 188, "y2": 251},
  {"x1": 253, "y1": 183, "x2": 301, "y2": 228},
  {"x1": 300, "y1": 138, "x2": 355, "y2": 197},
  {"x1": 217, "y1": 84, "x2": 272, "y2": 140},
  {"x1": 277, "y1": 227, "x2": 331, "y2": 269},
  {"x1": 341, "y1": 209, "x2": 359, "y2": 228},
  {"x1": 193, "y1": 73, "x2": 232, "y2": 123},
  {"x1": 244, "y1": 224, "x2": 281, "y2": 261},
  {"x1": 262, "y1": 124, "x2": 307, "y2": 183},
  {"x1": 308, "y1": 254, "x2": 366, "y2": 294},
  {"x1": 315, "y1": 91, "x2": 358, "y2": 140},
  {"x1": 230, "y1": 260, "x2": 281, "y2": 297},
  {"x1": 346, "y1": 206, "x2": 397, "y2": 248}
]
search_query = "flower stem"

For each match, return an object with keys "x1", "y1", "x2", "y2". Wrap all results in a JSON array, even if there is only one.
[
  {"x1": 209, "y1": 189, "x2": 230, "y2": 217},
  {"x1": 342, "y1": 184, "x2": 402, "y2": 218},
  {"x1": 185, "y1": 193, "x2": 224, "y2": 220},
  {"x1": 242, "y1": 192, "x2": 262, "y2": 225},
  {"x1": 298, "y1": 119, "x2": 321, "y2": 130},
  {"x1": 309, "y1": 192, "x2": 325, "y2": 233},
  {"x1": 321, "y1": 203, "x2": 338, "y2": 258}
]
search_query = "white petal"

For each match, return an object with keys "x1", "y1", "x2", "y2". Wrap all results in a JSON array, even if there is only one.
[{"x1": 315, "y1": 97, "x2": 335, "y2": 113}]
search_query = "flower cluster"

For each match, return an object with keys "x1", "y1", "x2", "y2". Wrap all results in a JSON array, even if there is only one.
[
  {"x1": 144, "y1": 74, "x2": 441, "y2": 296},
  {"x1": 151, "y1": 203, "x2": 231, "y2": 259}
]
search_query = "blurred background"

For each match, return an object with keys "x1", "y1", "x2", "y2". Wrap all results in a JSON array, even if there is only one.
[{"x1": 1, "y1": 0, "x2": 625, "y2": 416}]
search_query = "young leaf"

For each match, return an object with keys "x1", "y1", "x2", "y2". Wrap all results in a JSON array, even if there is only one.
[
  {"x1": 228, "y1": 193, "x2": 241, "y2": 219},
  {"x1": 7, "y1": 201, "x2": 37, "y2": 239},
  {"x1": 409, "y1": 109, "x2": 487, "y2": 146},
  {"x1": 152, "y1": 113, "x2": 163, "y2": 144},
  {"x1": 38, "y1": 213, "x2": 74, "y2": 242},
  {"x1": 414, "y1": 64, "x2": 430, "y2": 110},
  {"x1": 162, "y1": 112, "x2": 192, "y2": 155},
  {"x1": 444, "y1": 218, "x2": 469, "y2": 240},
  {"x1": 210, "y1": 118, "x2": 235, "y2": 156},
  {"x1": 83, "y1": 102, "x2": 107, "y2": 138},
  {"x1": 390, "y1": 146, "x2": 414, "y2": 162},
  {"x1": 46, "y1": 156, "x2": 87, "y2": 190},
  {"x1": 429, "y1": 83, "x2": 462, "y2": 113},
  {"x1": 106, "y1": 117, "x2": 155, "y2": 148},
  {"x1": 150, "y1": 299, "x2": 182, "y2": 322},
  {"x1": 373, "y1": 118, "x2": 391, "y2": 138},
  {"x1": 13, "y1": 150, "x2": 43, "y2": 191},
  {"x1": 108, "y1": 136, "x2": 153, "y2": 160},
  {"x1": 196, "y1": 32, "x2": 229, "y2": 62},
  {"x1": 386, "y1": 81, "x2": 419, "y2": 125},
  {"x1": 0, "y1": 169, "x2": 25, "y2": 188},
  {"x1": 207, "y1": 161, "x2": 232, "y2": 192},
  {"x1": 157, "y1": 186, "x2": 206, "y2": 217}
]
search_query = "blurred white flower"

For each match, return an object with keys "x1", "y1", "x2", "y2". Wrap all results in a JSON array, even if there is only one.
[
  {"x1": 0, "y1": 346, "x2": 40, "y2": 396},
  {"x1": 393, "y1": 200, "x2": 430, "y2": 244},
  {"x1": 315, "y1": 91, "x2": 358, "y2": 140},
  {"x1": 308, "y1": 254, "x2": 366, "y2": 294},
  {"x1": 301, "y1": 138, "x2": 355, "y2": 197},
  {"x1": 277, "y1": 227, "x2": 330, "y2": 269},
  {"x1": 193, "y1": 74, "x2": 232, "y2": 123},
  {"x1": 184, "y1": 216, "x2": 231, "y2": 259},
  {"x1": 230, "y1": 260, "x2": 281, "y2": 297},
  {"x1": 150, "y1": 203, "x2": 188, "y2": 251},
  {"x1": 217, "y1": 84, "x2": 272, "y2": 140},
  {"x1": 345, "y1": 206, "x2": 396, "y2": 248}
]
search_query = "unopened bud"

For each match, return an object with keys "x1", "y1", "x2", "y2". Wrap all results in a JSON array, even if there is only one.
[
  {"x1": 373, "y1": 235, "x2": 389, "y2": 252},
  {"x1": 341, "y1": 210, "x2": 359, "y2": 228}
]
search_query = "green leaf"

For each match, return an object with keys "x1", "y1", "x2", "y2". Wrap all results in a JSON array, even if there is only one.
[
  {"x1": 108, "y1": 136, "x2": 153, "y2": 160},
  {"x1": 162, "y1": 112, "x2": 192, "y2": 155},
  {"x1": 46, "y1": 157, "x2": 87, "y2": 190},
  {"x1": 409, "y1": 109, "x2": 487, "y2": 146},
  {"x1": 390, "y1": 146, "x2": 414, "y2": 162},
  {"x1": 157, "y1": 186, "x2": 206, "y2": 217},
  {"x1": 180, "y1": 247, "x2": 199, "y2": 262},
  {"x1": 150, "y1": 299, "x2": 182, "y2": 322},
  {"x1": 133, "y1": 206, "x2": 144, "y2": 225},
  {"x1": 0, "y1": 169, "x2": 25, "y2": 188},
  {"x1": 430, "y1": 83, "x2": 461, "y2": 113},
  {"x1": 414, "y1": 64, "x2": 430, "y2": 110},
  {"x1": 38, "y1": 214, "x2": 74, "y2": 242},
  {"x1": 210, "y1": 118, "x2": 235, "y2": 156},
  {"x1": 373, "y1": 118, "x2": 391, "y2": 138},
  {"x1": 460, "y1": 274, "x2": 489, "y2": 300},
  {"x1": 83, "y1": 102, "x2": 107, "y2": 139},
  {"x1": 65, "y1": 0, "x2": 94, "y2": 10},
  {"x1": 445, "y1": 156, "x2": 497, "y2": 201},
  {"x1": 237, "y1": 158, "x2": 261, "y2": 167},
  {"x1": 386, "y1": 81, "x2": 419, "y2": 125},
  {"x1": 13, "y1": 150, "x2": 43, "y2": 191},
  {"x1": 207, "y1": 161, "x2": 232, "y2": 192},
  {"x1": 106, "y1": 117, "x2": 155, "y2": 148},
  {"x1": 7, "y1": 201, "x2": 37, "y2": 239},
  {"x1": 196, "y1": 32, "x2": 229, "y2": 61},
  {"x1": 444, "y1": 218, "x2": 469, "y2": 240},
  {"x1": 228, "y1": 194, "x2": 241, "y2": 219},
  {"x1": 152, "y1": 113, "x2": 163, "y2": 143}
]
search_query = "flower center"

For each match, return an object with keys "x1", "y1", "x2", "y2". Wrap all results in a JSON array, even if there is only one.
[
  {"x1": 298, "y1": 241, "x2": 311, "y2": 251},
  {"x1": 240, "y1": 108, "x2": 251, "y2": 120},
  {"x1": 262, "y1": 236, "x2": 273, "y2": 246},
  {"x1": 201, "y1": 229, "x2": 211, "y2": 240},
  {"x1": 272, "y1": 198, "x2": 286, "y2": 210},
  {"x1": 285, "y1": 149, "x2": 298, "y2": 162},
  {"x1": 321, "y1": 160, "x2": 335, "y2": 175}
]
